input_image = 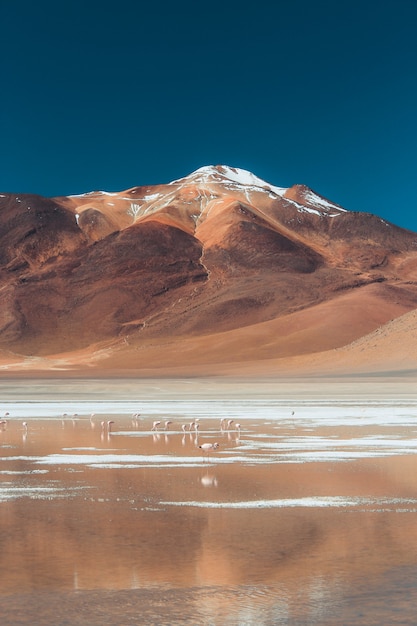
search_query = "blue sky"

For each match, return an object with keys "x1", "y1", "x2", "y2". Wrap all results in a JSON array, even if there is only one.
[{"x1": 2, "y1": 1, "x2": 417, "y2": 231}]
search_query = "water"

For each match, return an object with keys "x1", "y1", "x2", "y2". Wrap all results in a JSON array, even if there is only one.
[{"x1": 1, "y1": 377, "x2": 417, "y2": 625}]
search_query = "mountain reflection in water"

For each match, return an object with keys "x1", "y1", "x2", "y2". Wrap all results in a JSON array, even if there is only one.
[{"x1": 1, "y1": 380, "x2": 417, "y2": 624}]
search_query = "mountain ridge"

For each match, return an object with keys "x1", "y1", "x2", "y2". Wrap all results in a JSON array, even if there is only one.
[{"x1": 1, "y1": 165, "x2": 417, "y2": 375}]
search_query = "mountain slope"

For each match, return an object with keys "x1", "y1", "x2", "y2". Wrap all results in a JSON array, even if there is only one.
[{"x1": 1, "y1": 165, "x2": 417, "y2": 374}]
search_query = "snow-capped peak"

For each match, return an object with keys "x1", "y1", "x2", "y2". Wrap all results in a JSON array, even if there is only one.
[{"x1": 170, "y1": 165, "x2": 287, "y2": 198}]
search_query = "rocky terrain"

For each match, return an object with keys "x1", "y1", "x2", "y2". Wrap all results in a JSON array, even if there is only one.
[{"x1": 1, "y1": 165, "x2": 417, "y2": 376}]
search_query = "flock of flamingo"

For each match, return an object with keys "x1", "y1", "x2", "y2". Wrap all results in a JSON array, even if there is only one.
[
  {"x1": 149, "y1": 417, "x2": 242, "y2": 459},
  {"x1": 0, "y1": 412, "x2": 243, "y2": 462}
]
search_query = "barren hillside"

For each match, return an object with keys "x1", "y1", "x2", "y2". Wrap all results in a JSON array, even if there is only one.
[{"x1": 1, "y1": 165, "x2": 417, "y2": 376}]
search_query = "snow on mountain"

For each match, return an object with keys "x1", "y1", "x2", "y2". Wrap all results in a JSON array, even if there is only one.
[
  {"x1": 64, "y1": 164, "x2": 349, "y2": 234},
  {"x1": 171, "y1": 165, "x2": 288, "y2": 198},
  {"x1": 301, "y1": 188, "x2": 347, "y2": 213},
  {"x1": 168, "y1": 165, "x2": 350, "y2": 222},
  {"x1": 282, "y1": 185, "x2": 347, "y2": 216},
  {"x1": 68, "y1": 164, "x2": 345, "y2": 218},
  {"x1": 282, "y1": 193, "x2": 346, "y2": 218}
]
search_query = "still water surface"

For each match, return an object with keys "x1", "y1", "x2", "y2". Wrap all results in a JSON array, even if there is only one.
[{"x1": 1, "y1": 378, "x2": 417, "y2": 625}]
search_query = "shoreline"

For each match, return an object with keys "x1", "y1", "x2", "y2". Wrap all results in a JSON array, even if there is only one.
[{"x1": 0, "y1": 373, "x2": 416, "y2": 404}]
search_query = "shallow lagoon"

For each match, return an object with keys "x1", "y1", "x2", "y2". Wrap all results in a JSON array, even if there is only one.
[{"x1": 1, "y1": 377, "x2": 417, "y2": 625}]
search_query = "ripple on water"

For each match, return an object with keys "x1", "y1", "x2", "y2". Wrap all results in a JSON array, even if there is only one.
[{"x1": 0, "y1": 584, "x2": 290, "y2": 626}]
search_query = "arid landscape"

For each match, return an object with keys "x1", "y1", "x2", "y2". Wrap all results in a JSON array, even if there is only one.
[
  {"x1": 1, "y1": 165, "x2": 417, "y2": 377},
  {"x1": 2, "y1": 167, "x2": 417, "y2": 623}
]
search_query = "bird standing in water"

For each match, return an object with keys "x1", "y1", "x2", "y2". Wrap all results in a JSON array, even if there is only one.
[{"x1": 199, "y1": 442, "x2": 220, "y2": 462}]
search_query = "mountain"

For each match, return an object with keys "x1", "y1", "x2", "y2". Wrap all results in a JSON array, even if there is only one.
[{"x1": 1, "y1": 164, "x2": 417, "y2": 376}]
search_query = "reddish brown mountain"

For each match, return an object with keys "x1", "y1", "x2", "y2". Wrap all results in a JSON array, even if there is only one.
[{"x1": 1, "y1": 165, "x2": 417, "y2": 375}]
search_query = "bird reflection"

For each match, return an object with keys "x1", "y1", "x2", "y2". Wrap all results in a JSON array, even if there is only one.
[
  {"x1": 201, "y1": 472, "x2": 218, "y2": 488},
  {"x1": 100, "y1": 420, "x2": 115, "y2": 441},
  {"x1": 181, "y1": 433, "x2": 193, "y2": 446},
  {"x1": 182, "y1": 432, "x2": 198, "y2": 447}
]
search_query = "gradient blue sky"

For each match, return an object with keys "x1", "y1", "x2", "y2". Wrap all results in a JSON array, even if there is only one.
[{"x1": 2, "y1": 1, "x2": 417, "y2": 231}]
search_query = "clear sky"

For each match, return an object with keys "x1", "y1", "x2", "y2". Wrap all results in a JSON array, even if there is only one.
[{"x1": 2, "y1": 1, "x2": 417, "y2": 231}]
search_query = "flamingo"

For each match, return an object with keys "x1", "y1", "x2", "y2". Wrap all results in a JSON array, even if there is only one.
[
  {"x1": 107, "y1": 420, "x2": 115, "y2": 432},
  {"x1": 151, "y1": 420, "x2": 161, "y2": 431},
  {"x1": 199, "y1": 442, "x2": 220, "y2": 462},
  {"x1": 164, "y1": 420, "x2": 173, "y2": 430},
  {"x1": 226, "y1": 419, "x2": 234, "y2": 430}
]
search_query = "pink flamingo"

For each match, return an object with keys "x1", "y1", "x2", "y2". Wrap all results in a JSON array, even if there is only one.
[
  {"x1": 151, "y1": 421, "x2": 161, "y2": 431},
  {"x1": 199, "y1": 442, "x2": 220, "y2": 462}
]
